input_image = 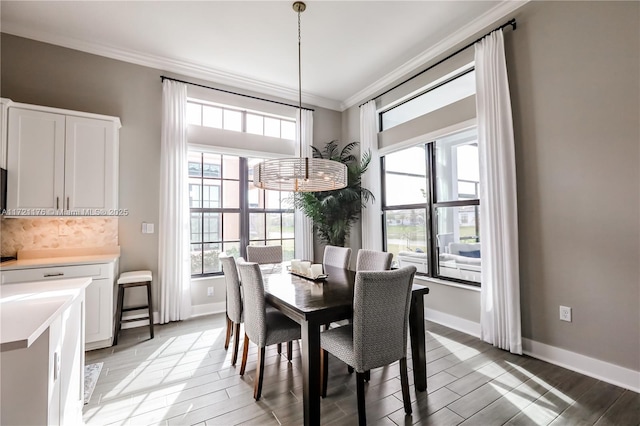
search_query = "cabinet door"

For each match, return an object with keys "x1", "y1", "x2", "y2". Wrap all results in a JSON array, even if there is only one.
[
  {"x1": 7, "y1": 108, "x2": 65, "y2": 210},
  {"x1": 85, "y1": 278, "x2": 113, "y2": 343},
  {"x1": 65, "y1": 116, "x2": 117, "y2": 211},
  {"x1": 59, "y1": 292, "x2": 85, "y2": 425}
]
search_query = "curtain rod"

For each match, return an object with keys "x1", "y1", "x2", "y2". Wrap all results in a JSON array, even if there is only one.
[
  {"x1": 359, "y1": 18, "x2": 517, "y2": 108},
  {"x1": 160, "y1": 76, "x2": 315, "y2": 112}
]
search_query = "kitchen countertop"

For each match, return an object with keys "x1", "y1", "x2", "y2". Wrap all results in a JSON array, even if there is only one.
[
  {"x1": 0, "y1": 277, "x2": 92, "y2": 352},
  {"x1": 0, "y1": 253, "x2": 120, "y2": 270},
  {"x1": 0, "y1": 246, "x2": 120, "y2": 270}
]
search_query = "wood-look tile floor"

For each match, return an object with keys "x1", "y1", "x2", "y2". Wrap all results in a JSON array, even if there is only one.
[{"x1": 84, "y1": 314, "x2": 639, "y2": 426}]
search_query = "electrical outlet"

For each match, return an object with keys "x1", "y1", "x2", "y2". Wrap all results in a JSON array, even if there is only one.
[
  {"x1": 559, "y1": 305, "x2": 572, "y2": 322},
  {"x1": 207, "y1": 287, "x2": 214, "y2": 297}
]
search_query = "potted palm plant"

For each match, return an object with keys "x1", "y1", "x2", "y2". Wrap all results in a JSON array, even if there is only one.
[{"x1": 292, "y1": 140, "x2": 373, "y2": 247}]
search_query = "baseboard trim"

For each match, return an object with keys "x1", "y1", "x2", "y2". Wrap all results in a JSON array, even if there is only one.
[
  {"x1": 424, "y1": 307, "x2": 640, "y2": 393},
  {"x1": 190, "y1": 302, "x2": 225, "y2": 318},
  {"x1": 523, "y1": 338, "x2": 640, "y2": 393},
  {"x1": 425, "y1": 308, "x2": 481, "y2": 338}
]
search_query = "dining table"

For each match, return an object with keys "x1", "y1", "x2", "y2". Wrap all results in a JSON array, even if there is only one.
[{"x1": 262, "y1": 264, "x2": 430, "y2": 426}]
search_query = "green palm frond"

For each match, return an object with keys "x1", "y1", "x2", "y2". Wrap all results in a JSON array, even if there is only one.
[{"x1": 293, "y1": 140, "x2": 374, "y2": 247}]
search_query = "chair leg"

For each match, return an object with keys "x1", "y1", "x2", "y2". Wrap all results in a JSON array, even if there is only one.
[
  {"x1": 231, "y1": 323, "x2": 241, "y2": 366},
  {"x1": 364, "y1": 370, "x2": 370, "y2": 382},
  {"x1": 254, "y1": 346, "x2": 266, "y2": 401},
  {"x1": 113, "y1": 285, "x2": 125, "y2": 345},
  {"x1": 356, "y1": 372, "x2": 367, "y2": 426},
  {"x1": 321, "y1": 349, "x2": 329, "y2": 398},
  {"x1": 399, "y1": 357, "x2": 412, "y2": 415},
  {"x1": 224, "y1": 316, "x2": 232, "y2": 350},
  {"x1": 347, "y1": 365, "x2": 354, "y2": 374},
  {"x1": 277, "y1": 343, "x2": 282, "y2": 354},
  {"x1": 287, "y1": 341, "x2": 293, "y2": 361},
  {"x1": 240, "y1": 334, "x2": 250, "y2": 376},
  {"x1": 146, "y1": 282, "x2": 154, "y2": 339}
]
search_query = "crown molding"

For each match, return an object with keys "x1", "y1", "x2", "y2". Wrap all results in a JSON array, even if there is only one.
[
  {"x1": 1, "y1": 23, "x2": 343, "y2": 112},
  {"x1": 341, "y1": 0, "x2": 530, "y2": 110}
]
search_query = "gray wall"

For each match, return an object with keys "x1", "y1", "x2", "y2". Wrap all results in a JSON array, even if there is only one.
[
  {"x1": 507, "y1": 1, "x2": 639, "y2": 370},
  {"x1": 0, "y1": 33, "x2": 342, "y2": 309},
  {"x1": 342, "y1": 0, "x2": 639, "y2": 372}
]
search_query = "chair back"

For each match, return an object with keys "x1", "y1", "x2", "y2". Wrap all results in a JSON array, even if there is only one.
[
  {"x1": 353, "y1": 266, "x2": 417, "y2": 371},
  {"x1": 246, "y1": 245, "x2": 283, "y2": 265},
  {"x1": 237, "y1": 262, "x2": 267, "y2": 347},
  {"x1": 220, "y1": 256, "x2": 243, "y2": 324},
  {"x1": 323, "y1": 245, "x2": 352, "y2": 269},
  {"x1": 356, "y1": 249, "x2": 393, "y2": 271}
]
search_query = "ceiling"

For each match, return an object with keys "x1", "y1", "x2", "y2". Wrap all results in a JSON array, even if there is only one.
[{"x1": 0, "y1": 1, "x2": 525, "y2": 111}]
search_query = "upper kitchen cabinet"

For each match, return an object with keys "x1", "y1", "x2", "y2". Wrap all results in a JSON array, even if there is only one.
[{"x1": 6, "y1": 102, "x2": 120, "y2": 213}]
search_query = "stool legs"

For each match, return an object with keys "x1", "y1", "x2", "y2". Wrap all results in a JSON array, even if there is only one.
[
  {"x1": 113, "y1": 281, "x2": 154, "y2": 345},
  {"x1": 113, "y1": 284, "x2": 126, "y2": 345},
  {"x1": 146, "y1": 282, "x2": 154, "y2": 339}
]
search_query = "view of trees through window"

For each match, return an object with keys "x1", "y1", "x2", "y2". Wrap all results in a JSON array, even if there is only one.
[
  {"x1": 189, "y1": 152, "x2": 294, "y2": 276},
  {"x1": 383, "y1": 128, "x2": 481, "y2": 285}
]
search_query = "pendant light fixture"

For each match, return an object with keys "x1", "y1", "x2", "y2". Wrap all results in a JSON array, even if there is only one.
[{"x1": 253, "y1": 1, "x2": 348, "y2": 192}]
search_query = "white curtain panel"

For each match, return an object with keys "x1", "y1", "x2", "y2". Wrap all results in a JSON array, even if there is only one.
[
  {"x1": 475, "y1": 30, "x2": 522, "y2": 354},
  {"x1": 294, "y1": 109, "x2": 314, "y2": 261},
  {"x1": 359, "y1": 100, "x2": 383, "y2": 251},
  {"x1": 158, "y1": 80, "x2": 192, "y2": 323}
]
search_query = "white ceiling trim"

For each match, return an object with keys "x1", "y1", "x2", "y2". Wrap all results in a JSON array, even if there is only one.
[
  {"x1": 341, "y1": 0, "x2": 530, "y2": 110},
  {"x1": 0, "y1": 22, "x2": 342, "y2": 111},
  {"x1": 1, "y1": 1, "x2": 528, "y2": 113}
]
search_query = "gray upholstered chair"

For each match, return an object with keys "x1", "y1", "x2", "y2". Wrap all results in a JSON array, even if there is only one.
[
  {"x1": 323, "y1": 245, "x2": 352, "y2": 270},
  {"x1": 320, "y1": 266, "x2": 417, "y2": 425},
  {"x1": 237, "y1": 262, "x2": 301, "y2": 400},
  {"x1": 246, "y1": 245, "x2": 283, "y2": 267},
  {"x1": 220, "y1": 255, "x2": 243, "y2": 366},
  {"x1": 355, "y1": 249, "x2": 393, "y2": 271},
  {"x1": 246, "y1": 245, "x2": 291, "y2": 357}
]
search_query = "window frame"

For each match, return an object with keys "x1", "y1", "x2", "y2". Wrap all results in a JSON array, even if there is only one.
[
  {"x1": 381, "y1": 137, "x2": 481, "y2": 287},
  {"x1": 189, "y1": 152, "x2": 295, "y2": 278}
]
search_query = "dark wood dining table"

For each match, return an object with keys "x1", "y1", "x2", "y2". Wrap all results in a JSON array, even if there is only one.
[{"x1": 262, "y1": 264, "x2": 430, "y2": 426}]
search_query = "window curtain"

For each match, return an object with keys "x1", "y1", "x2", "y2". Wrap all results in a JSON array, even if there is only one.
[
  {"x1": 294, "y1": 109, "x2": 314, "y2": 261},
  {"x1": 360, "y1": 100, "x2": 383, "y2": 251},
  {"x1": 158, "y1": 80, "x2": 192, "y2": 323},
  {"x1": 475, "y1": 30, "x2": 522, "y2": 354}
]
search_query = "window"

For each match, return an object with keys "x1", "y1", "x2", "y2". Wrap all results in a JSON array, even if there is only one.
[
  {"x1": 187, "y1": 100, "x2": 296, "y2": 140},
  {"x1": 382, "y1": 128, "x2": 481, "y2": 285},
  {"x1": 189, "y1": 151, "x2": 295, "y2": 277},
  {"x1": 380, "y1": 69, "x2": 476, "y2": 131}
]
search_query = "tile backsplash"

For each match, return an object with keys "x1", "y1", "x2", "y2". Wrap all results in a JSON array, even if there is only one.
[{"x1": 0, "y1": 217, "x2": 118, "y2": 256}]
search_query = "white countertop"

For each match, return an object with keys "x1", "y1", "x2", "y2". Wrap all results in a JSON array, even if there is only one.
[
  {"x1": 0, "y1": 277, "x2": 92, "y2": 352},
  {"x1": 0, "y1": 253, "x2": 119, "y2": 270}
]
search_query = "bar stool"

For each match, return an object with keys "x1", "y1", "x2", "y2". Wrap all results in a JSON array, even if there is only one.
[{"x1": 113, "y1": 270, "x2": 154, "y2": 345}]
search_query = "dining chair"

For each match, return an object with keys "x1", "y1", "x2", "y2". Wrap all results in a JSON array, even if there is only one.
[
  {"x1": 246, "y1": 245, "x2": 283, "y2": 267},
  {"x1": 220, "y1": 255, "x2": 243, "y2": 366},
  {"x1": 245, "y1": 244, "x2": 292, "y2": 358},
  {"x1": 320, "y1": 266, "x2": 417, "y2": 425},
  {"x1": 323, "y1": 245, "x2": 352, "y2": 269},
  {"x1": 237, "y1": 262, "x2": 302, "y2": 401},
  {"x1": 346, "y1": 248, "x2": 394, "y2": 380},
  {"x1": 355, "y1": 249, "x2": 393, "y2": 271}
]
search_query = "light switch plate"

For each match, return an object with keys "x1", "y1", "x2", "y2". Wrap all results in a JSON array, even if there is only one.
[{"x1": 141, "y1": 223, "x2": 154, "y2": 234}]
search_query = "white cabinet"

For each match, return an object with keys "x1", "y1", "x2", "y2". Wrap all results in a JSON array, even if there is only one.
[
  {"x1": 1, "y1": 260, "x2": 117, "y2": 350},
  {"x1": 6, "y1": 103, "x2": 120, "y2": 213},
  {"x1": 0, "y1": 286, "x2": 85, "y2": 425}
]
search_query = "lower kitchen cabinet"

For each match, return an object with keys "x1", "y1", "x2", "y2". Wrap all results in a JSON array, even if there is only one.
[
  {"x1": 0, "y1": 284, "x2": 85, "y2": 425},
  {"x1": 1, "y1": 260, "x2": 118, "y2": 350}
]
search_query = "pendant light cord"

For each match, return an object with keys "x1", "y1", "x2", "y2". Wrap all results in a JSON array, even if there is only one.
[{"x1": 297, "y1": 5, "x2": 303, "y2": 159}]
